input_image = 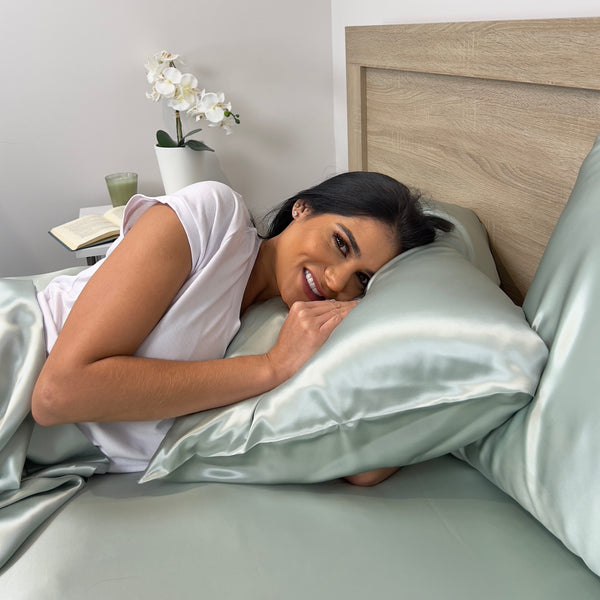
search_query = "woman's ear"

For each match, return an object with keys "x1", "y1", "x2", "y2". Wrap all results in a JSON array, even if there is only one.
[{"x1": 292, "y1": 200, "x2": 311, "y2": 220}]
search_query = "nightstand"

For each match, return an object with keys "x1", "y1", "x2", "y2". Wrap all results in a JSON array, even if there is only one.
[{"x1": 50, "y1": 205, "x2": 118, "y2": 266}]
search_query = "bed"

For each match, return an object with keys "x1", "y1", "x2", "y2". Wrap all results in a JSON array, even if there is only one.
[{"x1": 1, "y1": 16, "x2": 600, "y2": 598}]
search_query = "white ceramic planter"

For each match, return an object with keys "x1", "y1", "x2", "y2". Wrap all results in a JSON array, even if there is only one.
[{"x1": 154, "y1": 146, "x2": 209, "y2": 194}]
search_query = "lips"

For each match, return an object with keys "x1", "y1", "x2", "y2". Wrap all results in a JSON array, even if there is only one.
[{"x1": 302, "y1": 268, "x2": 325, "y2": 300}]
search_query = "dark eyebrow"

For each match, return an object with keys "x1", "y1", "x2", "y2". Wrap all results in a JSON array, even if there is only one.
[{"x1": 337, "y1": 223, "x2": 360, "y2": 257}]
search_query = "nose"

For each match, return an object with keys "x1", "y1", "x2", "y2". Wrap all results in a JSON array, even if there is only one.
[{"x1": 324, "y1": 263, "x2": 355, "y2": 298}]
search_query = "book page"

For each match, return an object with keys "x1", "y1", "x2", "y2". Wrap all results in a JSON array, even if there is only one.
[
  {"x1": 50, "y1": 216, "x2": 120, "y2": 250},
  {"x1": 103, "y1": 205, "x2": 126, "y2": 227}
]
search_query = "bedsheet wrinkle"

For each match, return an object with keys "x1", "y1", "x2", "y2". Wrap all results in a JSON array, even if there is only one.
[{"x1": 0, "y1": 277, "x2": 109, "y2": 571}]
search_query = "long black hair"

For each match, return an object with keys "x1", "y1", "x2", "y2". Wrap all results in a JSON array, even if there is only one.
[{"x1": 264, "y1": 171, "x2": 452, "y2": 253}]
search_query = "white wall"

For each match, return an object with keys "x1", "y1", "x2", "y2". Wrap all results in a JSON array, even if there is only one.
[
  {"x1": 0, "y1": 0, "x2": 335, "y2": 276},
  {"x1": 4, "y1": 1, "x2": 599, "y2": 277},
  {"x1": 331, "y1": 0, "x2": 600, "y2": 173}
]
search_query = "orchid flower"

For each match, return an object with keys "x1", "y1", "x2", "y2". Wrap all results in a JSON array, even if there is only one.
[
  {"x1": 158, "y1": 51, "x2": 179, "y2": 62},
  {"x1": 145, "y1": 50, "x2": 240, "y2": 151},
  {"x1": 154, "y1": 67, "x2": 182, "y2": 98},
  {"x1": 168, "y1": 73, "x2": 199, "y2": 111},
  {"x1": 197, "y1": 91, "x2": 228, "y2": 124},
  {"x1": 144, "y1": 53, "x2": 168, "y2": 85}
]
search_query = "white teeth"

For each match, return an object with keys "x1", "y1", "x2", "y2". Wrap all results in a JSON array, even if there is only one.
[{"x1": 304, "y1": 269, "x2": 324, "y2": 298}]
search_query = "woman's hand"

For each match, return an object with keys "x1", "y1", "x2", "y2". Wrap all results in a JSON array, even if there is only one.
[
  {"x1": 265, "y1": 299, "x2": 357, "y2": 384},
  {"x1": 344, "y1": 467, "x2": 400, "y2": 487}
]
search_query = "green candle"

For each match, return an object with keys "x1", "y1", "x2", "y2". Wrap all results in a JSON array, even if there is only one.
[{"x1": 105, "y1": 172, "x2": 138, "y2": 207}]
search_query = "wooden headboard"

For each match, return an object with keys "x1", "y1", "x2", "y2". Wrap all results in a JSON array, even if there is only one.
[{"x1": 346, "y1": 18, "x2": 600, "y2": 303}]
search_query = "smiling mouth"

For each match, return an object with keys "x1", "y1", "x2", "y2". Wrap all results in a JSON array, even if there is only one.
[{"x1": 304, "y1": 269, "x2": 325, "y2": 300}]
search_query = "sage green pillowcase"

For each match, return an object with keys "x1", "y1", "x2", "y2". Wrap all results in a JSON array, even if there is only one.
[
  {"x1": 141, "y1": 203, "x2": 546, "y2": 485},
  {"x1": 422, "y1": 199, "x2": 500, "y2": 285},
  {"x1": 457, "y1": 134, "x2": 600, "y2": 577}
]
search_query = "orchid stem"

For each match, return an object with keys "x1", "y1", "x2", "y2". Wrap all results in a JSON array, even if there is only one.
[{"x1": 175, "y1": 110, "x2": 184, "y2": 146}]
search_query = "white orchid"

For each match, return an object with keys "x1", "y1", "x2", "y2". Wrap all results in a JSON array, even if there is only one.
[
  {"x1": 195, "y1": 91, "x2": 231, "y2": 124},
  {"x1": 158, "y1": 51, "x2": 179, "y2": 62},
  {"x1": 145, "y1": 50, "x2": 239, "y2": 151},
  {"x1": 219, "y1": 113, "x2": 237, "y2": 135},
  {"x1": 144, "y1": 53, "x2": 168, "y2": 85},
  {"x1": 146, "y1": 88, "x2": 161, "y2": 102},
  {"x1": 154, "y1": 66, "x2": 182, "y2": 98},
  {"x1": 168, "y1": 73, "x2": 199, "y2": 111}
]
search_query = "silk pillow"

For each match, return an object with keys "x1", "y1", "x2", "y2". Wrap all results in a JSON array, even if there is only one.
[
  {"x1": 141, "y1": 203, "x2": 546, "y2": 484},
  {"x1": 457, "y1": 134, "x2": 600, "y2": 577}
]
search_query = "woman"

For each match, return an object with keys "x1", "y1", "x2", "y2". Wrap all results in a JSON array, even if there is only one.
[{"x1": 32, "y1": 172, "x2": 450, "y2": 481}]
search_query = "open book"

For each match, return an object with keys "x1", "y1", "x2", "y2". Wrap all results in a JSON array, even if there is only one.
[{"x1": 49, "y1": 205, "x2": 125, "y2": 251}]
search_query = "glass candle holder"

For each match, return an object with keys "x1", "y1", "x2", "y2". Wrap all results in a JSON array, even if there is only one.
[{"x1": 105, "y1": 172, "x2": 138, "y2": 207}]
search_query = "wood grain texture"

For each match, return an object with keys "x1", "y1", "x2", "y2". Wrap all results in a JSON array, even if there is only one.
[
  {"x1": 346, "y1": 18, "x2": 600, "y2": 90},
  {"x1": 346, "y1": 63, "x2": 368, "y2": 170},
  {"x1": 346, "y1": 18, "x2": 600, "y2": 302}
]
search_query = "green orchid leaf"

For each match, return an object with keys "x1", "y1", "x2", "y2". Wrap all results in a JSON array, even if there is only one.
[
  {"x1": 156, "y1": 130, "x2": 179, "y2": 147},
  {"x1": 181, "y1": 128, "x2": 203, "y2": 142},
  {"x1": 185, "y1": 139, "x2": 215, "y2": 152}
]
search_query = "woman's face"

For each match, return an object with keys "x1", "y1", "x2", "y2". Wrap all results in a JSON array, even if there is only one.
[{"x1": 273, "y1": 204, "x2": 399, "y2": 306}]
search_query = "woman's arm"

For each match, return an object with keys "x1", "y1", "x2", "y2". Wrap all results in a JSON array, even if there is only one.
[
  {"x1": 344, "y1": 467, "x2": 400, "y2": 487},
  {"x1": 32, "y1": 204, "x2": 354, "y2": 426}
]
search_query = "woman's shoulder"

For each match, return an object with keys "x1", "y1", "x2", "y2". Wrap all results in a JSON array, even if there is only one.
[
  {"x1": 124, "y1": 181, "x2": 247, "y2": 232},
  {"x1": 174, "y1": 181, "x2": 250, "y2": 226},
  {"x1": 176, "y1": 180, "x2": 242, "y2": 207}
]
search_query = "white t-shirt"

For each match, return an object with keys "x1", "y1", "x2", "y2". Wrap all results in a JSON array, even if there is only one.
[{"x1": 37, "y1": 181, "x2": 262, "y2": 472}]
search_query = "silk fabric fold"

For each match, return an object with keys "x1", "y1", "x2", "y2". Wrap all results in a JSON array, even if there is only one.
[{"x1": 0, "y1": 277, "x2": 108, "y2": 571}]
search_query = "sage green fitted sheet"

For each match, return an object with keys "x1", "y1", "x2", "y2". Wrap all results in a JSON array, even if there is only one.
[{"x1": 1, "y1": 456, "x2": 598, "y2": 599}]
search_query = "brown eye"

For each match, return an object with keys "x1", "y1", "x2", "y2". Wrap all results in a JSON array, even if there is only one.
[
  {"x1": 357, "y1": 272, "x2": 370, "y2": 290},
  {"x1": 334, "y1": 233, "x2": 349, "y2": 256}
]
